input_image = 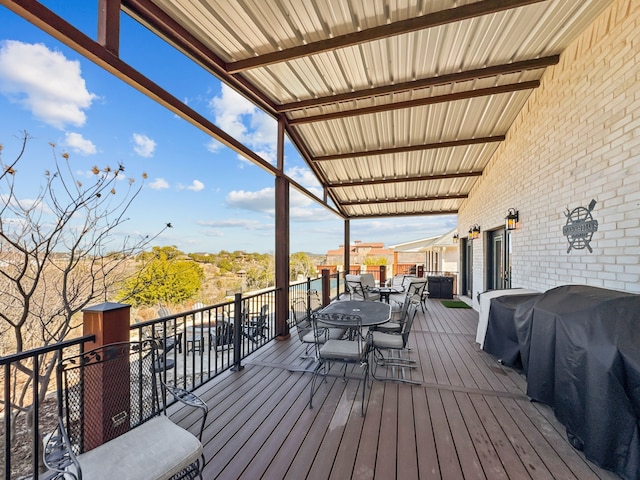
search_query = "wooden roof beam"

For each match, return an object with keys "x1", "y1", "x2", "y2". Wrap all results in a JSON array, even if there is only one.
[
  {"x1": 289, "y1": 81, "x2": 539, "y2": 125},
  {"x1": 340, "y1": 194, "x2": 468, "y2": 206},
  {"x1": 327, "y1": 171, "x2": 483, "y2": 188},
  {"x1": 345, "y1": 210, "x2": 459, "y2": 219},
  {"x1": 227, "y1": 0, "x2": 546, "y2": 73},
  {"x1": 278, "y1": 56, "x2": 558, "y2": 112},
  {"x1": 313, "y1": 136, "x2": 505, "y2": 162}
]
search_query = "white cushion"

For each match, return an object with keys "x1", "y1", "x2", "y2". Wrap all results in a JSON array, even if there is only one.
[
  {"x1": 375, "y1": 321, "x2": 401, "y2": 332},
  {"x1": 371, "y1": 331, "x2": 404, "y2": 349},
  {"x1": 76, "y1": 415, "x2": 202, "y2": 480},
  {"x1": 320, "y1": 339, "x2": 366, "y2": 361}
]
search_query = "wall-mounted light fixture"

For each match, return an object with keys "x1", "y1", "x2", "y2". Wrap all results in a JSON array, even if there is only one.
[
  {"x1": 453, "y1": 233, "x2": 459, "y2": 243},
  {"x1": 505, "y1": 208, "x2": 520, "y2": 231},
  {"x1": 468, "y1": 224, "x2": 481, "y2": 240}
]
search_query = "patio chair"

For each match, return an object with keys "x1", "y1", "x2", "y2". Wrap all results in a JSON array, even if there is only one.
[
  {"x1": 371, "y1": 292, "x2": 414, "y2": 333},
  {"x1": 309, "y1": 312, "x2": 371, "y2": 416},
  {"x1": 43, "y1": 339, "x2": 208, "y2": 480},
  {"x1": 370, "y1": 302, "x2": 420, "y2": 384},
  {"x1": 388, "y1": 277, "x2": 426, "y2": 309},
  {"x1": 154, "y1": 306, "x2": 182, "y2": 354},
  {"x1": 242, "y1": 304, "x2": 269, "y2": 342},
  {"x1": 290, "y1": 293, "x2": 345, "y2": 356},
  {"x1": 344, "y1": 274, "x2": 381, "y2": 301}
]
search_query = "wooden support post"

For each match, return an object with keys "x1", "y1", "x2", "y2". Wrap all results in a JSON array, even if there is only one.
[
  {"x1": 231, "y1": 293, "x2": 244, "y2": 371},
  {"x1": 81, "y1": 302, "x2": 131, "y2": 449},
  {"x1": 321, "y1": 269, "x2": 331, "y2": 307},
  {"x1": 380, "y1": 265, "x2": 387, "y2": 286}
]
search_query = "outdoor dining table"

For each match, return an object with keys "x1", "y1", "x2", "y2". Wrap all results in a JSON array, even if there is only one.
[
  {"x1": 319, "y1": 300, "x2": 391, "y2": 326},
  {"x1": 368, "y1": 286, "x2": 403, "y2": 304}
]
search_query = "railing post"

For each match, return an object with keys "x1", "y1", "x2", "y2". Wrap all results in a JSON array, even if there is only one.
[
  {"x1": 321, "y1": 269, "x2": 331, "y2": 307},
  {"x1": 306, "y1": 277, "x2": 312, "y2": 318},
  {"x1": 380, "y1": 265, "x2": 387, "y2": 286},
  {"x1": 81, "y1": 302, "x2": 131, "y2": 449},
  {"x1": 231, "y1": 293, "x2": 244, "y2": 371}
]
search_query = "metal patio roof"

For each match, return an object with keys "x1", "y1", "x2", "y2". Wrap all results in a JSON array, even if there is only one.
[{"x1": 121, "y1": 0, "x2": 612, "y2": 219}]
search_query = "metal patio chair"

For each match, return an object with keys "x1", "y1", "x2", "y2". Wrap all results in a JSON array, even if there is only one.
[
  {"x1": 43, "y1": 339, "x2": 208, "y2": 480},
  {"x1": 309, "y1": 312, "x2": 371, "y2": 416},
  {"x1": 370, "y1": 303, "x2": 420, "y2": 384}
]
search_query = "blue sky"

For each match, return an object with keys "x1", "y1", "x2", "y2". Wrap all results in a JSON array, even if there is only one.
[{"x1": 0, "y1": 2, "x2": 456, "y2": 255}]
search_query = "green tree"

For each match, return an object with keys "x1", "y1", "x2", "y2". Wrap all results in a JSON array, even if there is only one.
[
  {"x1": 290, "y1": 252, "x2": 317, "y2": 280},
  {"x1": 244, "y1": 253, "x2": 274, "y2": 290},
  {"x1": 364, "y1": 256, "x2": 387, "y2": 266},
  {"x1": 119, "y1": 246, "x2": 204, "y2": 306}
]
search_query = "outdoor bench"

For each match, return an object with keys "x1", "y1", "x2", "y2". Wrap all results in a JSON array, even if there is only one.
[{"x1": 43, "y1": 340, "x2": 208, "y2": 480}]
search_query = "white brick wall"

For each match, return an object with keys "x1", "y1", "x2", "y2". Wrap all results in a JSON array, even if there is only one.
[{"x1": 458, "y1": 0, "x2": 640, "y2": 305}]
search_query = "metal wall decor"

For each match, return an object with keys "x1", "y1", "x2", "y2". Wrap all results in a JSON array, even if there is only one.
[{"x1": 562, "y1": 199, "x2": 598, "y2": 253}]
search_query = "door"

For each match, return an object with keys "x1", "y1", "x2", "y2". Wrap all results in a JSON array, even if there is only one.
[
  {"x1": 461, "y1": 238, "x2": 473, "y2": 297},
  {"x1": 487, "y1": 229, "x2": 509, "y2": 290}
]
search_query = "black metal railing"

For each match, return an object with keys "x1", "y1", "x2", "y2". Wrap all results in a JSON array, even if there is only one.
[
  {"x1": 1, "y1": 277, "x2": 346, "y2": 478},
  {"x1": 130, "y1": 288, "x2": 277, "y2": 393},
  {"x1": 1, "y1": 334, "x2": 96, "y2": 480}
]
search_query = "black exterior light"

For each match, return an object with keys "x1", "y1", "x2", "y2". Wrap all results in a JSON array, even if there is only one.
[
  {"x1": 505, "y1": 208, "x2": 520, "y2": 231},
  {"x1": 469, "y1": 224, "x2": 481, "y2": 240},
  {"x1": 453, "y1": 233, "x2": 459, "y2": 243}
]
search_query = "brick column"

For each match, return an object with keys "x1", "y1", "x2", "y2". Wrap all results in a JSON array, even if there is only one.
[{"x1": 82, "y1": 302, "x2": 131, "y2": 449}]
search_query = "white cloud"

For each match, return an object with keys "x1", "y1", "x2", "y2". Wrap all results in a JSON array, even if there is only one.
[
  {"x1": 132, "y1": 133, "x2": 156, "y2": 158},
  {"x1": 198, "y1": 218, "x2": 263, "y2": 229},
  {"x1": 223, "y1": 186, "x2": 335, "y2": 222},
  {"x1": 0, "y1": 40, "x2": 96, "y2": 129},
  {"x1": 64, "y1": 132, "x2": 97, "y2": 155},
  {"x1": 149, "y1": 178, "x2": 169, "y2": 190},
  {"x1": 205, "y1": 138, "x2": 221, "y2": 153},
  {"x1": 225, "y1": 188, "x2": 274, "y2": 214},
  {"x1": 208, "y1": 84, "x2": 277, "y2": 164},
  {"x1": 186, "y1": 180, "x2": 205, "y2": 192},
  {"x1": 286, "y1": 166, "x2": 320, "y2": 189}
]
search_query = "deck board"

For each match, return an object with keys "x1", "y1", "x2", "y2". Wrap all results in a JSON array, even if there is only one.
[{"x1": 169, "y1": 297, "x2": 620, "y2": 480}]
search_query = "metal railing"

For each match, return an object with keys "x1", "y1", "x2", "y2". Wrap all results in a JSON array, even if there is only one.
[
  {"x1": 1, "y1": 334, "x2": 96, "y2": 480},
  {"x1": 1, "y1": 277, "x2": 345, "y2": 479}
]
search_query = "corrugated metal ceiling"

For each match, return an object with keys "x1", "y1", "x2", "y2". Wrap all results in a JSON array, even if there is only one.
[{"x1": 123, "y1": 0, "x2": 613, "y2": 219}]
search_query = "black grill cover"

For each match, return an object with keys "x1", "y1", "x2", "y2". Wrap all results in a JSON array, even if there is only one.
[
  {"x1": 521, "y1": 285, "x2": 640, "y2": 480},
  {"x1": 483, "y1": 293, "x2": 542, "y2": 369}
]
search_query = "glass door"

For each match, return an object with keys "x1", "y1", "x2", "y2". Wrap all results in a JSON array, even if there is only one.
[{"x1": 487, "y1": 229, "x2": 509, "y2": 290}]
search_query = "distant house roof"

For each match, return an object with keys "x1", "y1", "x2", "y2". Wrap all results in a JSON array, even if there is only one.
[{"x1": 389, "y1": 228, "x2": 458, "y2": 252}]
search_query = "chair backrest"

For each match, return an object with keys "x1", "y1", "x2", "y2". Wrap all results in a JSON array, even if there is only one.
[
  {"x1": 257, "y1": 304, "x2": 269, "y2": 322},
  {"x1": 345, "y1": 274, "x2": 365, "y2": 300},
  {"x1": 406, "y1": 278, "x2": 427, "y2": 300},
  {"x1": 57, "y1": 340, "x2": 161, "y2": 455},
  {"x1": 360, "y1": 273, "x2": 376, "y2": 289},
  {"x1": 290, "y1": 297, "x2": 312, "y2": 342},
  {"x1": 401, "y1": 303, "x2": 418, "y2": 346},
  {"x1": 309, "y1": 290, "x2": 322, "y2": 311}
]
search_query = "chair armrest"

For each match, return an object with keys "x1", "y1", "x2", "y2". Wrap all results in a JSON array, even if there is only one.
[
  {"x1": 43, "y1": 416, "x2": 81, "y2": 480},
  {"x1": 162, "y1": 384, "x2": 209, "y2": 441}
]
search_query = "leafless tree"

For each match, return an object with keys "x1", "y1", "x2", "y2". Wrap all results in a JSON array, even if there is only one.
[{"x1": 0, "y1": 132, "x2": 169, "y2": 467}]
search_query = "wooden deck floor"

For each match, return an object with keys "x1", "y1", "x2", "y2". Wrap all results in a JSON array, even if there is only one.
[{"x1": 170, "y1": 298, "x2": 620, "y2": 480}]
